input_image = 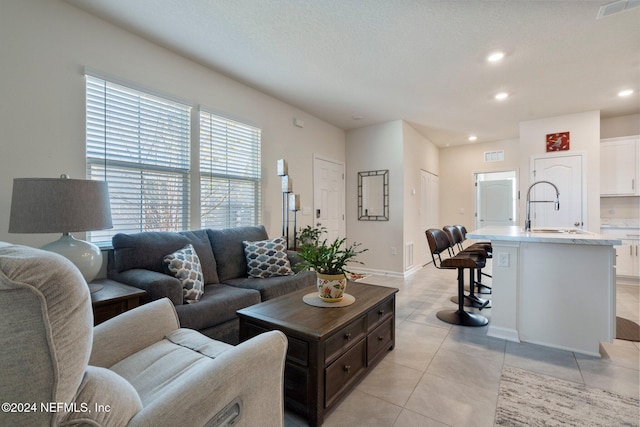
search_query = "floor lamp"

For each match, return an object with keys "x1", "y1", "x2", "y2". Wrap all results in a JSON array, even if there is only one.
[{"x1": 8, "y1": 175, "x2": 113, "y2": 285}]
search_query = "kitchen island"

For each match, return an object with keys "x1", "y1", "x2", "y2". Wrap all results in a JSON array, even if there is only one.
[{"x1": 467, "y1": 226, "x2": 621, "y2": 356}]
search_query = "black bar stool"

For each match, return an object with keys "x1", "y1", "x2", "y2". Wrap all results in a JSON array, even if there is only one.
[
  {"x1": 441, "y1": 226, "x2": 491, "y2": 309},
  {"x1": 437, "y1": 254, "x2": 489, "y2": 327},
  {"x1": 425, "y1": 229, "x2": 489, "y2": 326},
  {"x1": 455, "y1": 225, "x2": 492, "y2": 294}
]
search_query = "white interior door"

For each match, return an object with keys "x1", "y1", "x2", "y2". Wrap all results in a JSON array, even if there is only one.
[
  {"x1": 478, "y1": 179, "x2": 515, "y2": 227},
  {"x1": 313, "y1": 156, "x2": 345, "y2": 242},
  {"x1": 531, "y1": 154, "x2": 584, "y2": 229},
  {"x1": 420, "y1": 170, "x2": 439, "y2": 264}
]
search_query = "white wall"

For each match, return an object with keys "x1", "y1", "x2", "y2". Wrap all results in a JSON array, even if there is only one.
[
  {"x1": 439, "y1": 138, "x2": 520, "y2": 230},
  {"x1": 346, "y1": 121, "x2": 404, "y2": 274},
  {"x1": 346, "y1": 120, "x2": 438, "y2": 275},
  {"x1": 601, "y1": 113, "x2": 640, "y2": 139},
  {"x1": 0, "y1": 0, "x2": 345, "y2": 247},
  {"x1": 402, "y1": 122, "x2": 439, "y2": 270},
  {"x1": 519, "y1": 111, "x2": 601, "y2": 231}
]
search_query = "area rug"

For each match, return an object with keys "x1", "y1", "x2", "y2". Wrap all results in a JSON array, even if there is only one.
[
  {"x1": 495, "y1": 366, "x2": 639, "y2": 426},
  {"x1": 617, "y1": 316, "x2": 640, "y2": 342}
]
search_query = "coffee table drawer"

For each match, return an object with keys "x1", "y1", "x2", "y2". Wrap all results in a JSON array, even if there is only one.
[
  {"x1": 367, "y1": 296, "x2": 394, "y2": 332},
  {"x1": 367, "y1": 317, "x2": 393, "y2": 365},
  {"x1": 325, "y1": 339, "x2": 366, "y2": 407},
  {"x1": 325, "y1": 316, "x2": 366, "y2": 364}
]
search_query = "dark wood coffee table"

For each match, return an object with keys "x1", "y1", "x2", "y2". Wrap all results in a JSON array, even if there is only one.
[{"x1": 237, "y1": 281, "x2": 398, "y2": 426}]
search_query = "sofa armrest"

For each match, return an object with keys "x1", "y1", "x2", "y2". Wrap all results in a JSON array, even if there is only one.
[
  {"x1": 110, "y1": 269, "x2": 183, "y2": 305},
  {"x1": 127, "y1": 330, "x2": 288, "y2": 427},
  {"x1": 90, "y1": 299, "x2": 180, "y2": 368}
]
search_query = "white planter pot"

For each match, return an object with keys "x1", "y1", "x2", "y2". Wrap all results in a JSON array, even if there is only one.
[{"x1": 316, "y1": 273, "x2": 347, "y2": 302}]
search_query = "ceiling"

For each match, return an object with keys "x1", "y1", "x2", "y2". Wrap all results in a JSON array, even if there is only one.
[{"x1": 64, "y1": 0, "x2": 640, "y2": 147}]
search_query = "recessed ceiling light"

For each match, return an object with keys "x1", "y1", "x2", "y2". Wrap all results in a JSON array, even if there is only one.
[
  {"x1": 495, "y1": 92, "x2": 509, "y2": 100},
  {"x1": 468, "y1": 135, "x2": 478, "y2": 141},
  {"x1": 487, "y1": 51, "x2": 505, "y2": 62},
  {"x1": 618, "y1": 89, "x2": 634, "y2": 97}
]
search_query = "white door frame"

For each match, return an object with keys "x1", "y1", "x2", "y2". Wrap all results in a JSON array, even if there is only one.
[{"x1": 473, "y1": 169, "x2": 519, "y2": 230}]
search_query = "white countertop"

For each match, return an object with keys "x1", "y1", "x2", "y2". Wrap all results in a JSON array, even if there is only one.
[
  {"x1": 467, "y1": 226, "x2": 622, "y2": 245},
  {"x1": 600, "y1": 218, "x2": 640, "y2": 230}
]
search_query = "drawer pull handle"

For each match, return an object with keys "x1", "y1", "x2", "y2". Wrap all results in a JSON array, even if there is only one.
[
  {"x1": 378, "y1": 335, "x2": 384, "y2": 341},
  {"x1": 344, "y1": 333, "x2": 352, "y2": 340},
  {"x1": 378, "y1": 309, "x2": 385, "y2": 315},
  {"x1": 344, "y1": 365, "x2": 351, "y2": 373}
]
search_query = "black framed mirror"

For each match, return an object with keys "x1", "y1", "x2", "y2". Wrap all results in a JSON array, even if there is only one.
[{"x1": 358, "y1": 170, "x2": 389, "y2": 221}]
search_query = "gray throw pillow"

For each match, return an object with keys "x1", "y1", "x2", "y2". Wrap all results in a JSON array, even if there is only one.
[{"x1": 242, "y1": 237, "x2": 294, "y2": 278}]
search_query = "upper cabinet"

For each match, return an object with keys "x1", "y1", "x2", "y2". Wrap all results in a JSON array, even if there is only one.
[{"x1": 600, "y1": 136, "x2": 640, "y2": 196}]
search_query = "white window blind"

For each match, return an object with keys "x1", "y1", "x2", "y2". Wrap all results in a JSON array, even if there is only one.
[
  {"x1": 200, "y1": 110, "x2": 261, "y2": 229},
  {"x1": 86, "y1": 75, "x2": 191, "y2": 242}
]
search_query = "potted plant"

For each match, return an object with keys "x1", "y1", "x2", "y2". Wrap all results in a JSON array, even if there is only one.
[
  {"x1": 296, "y1": 225, "x2": 326, "y2": 249},
  {"x1": 296, "y1": 231, "x2": 367, "y2": 302}
]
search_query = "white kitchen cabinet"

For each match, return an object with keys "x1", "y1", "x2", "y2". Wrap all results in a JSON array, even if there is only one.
[
  {"x1": 600, "y1": 136, "x2": 639, "y2": 196},
  {"x1": 601, "y1": 228, "x2": 640, "y2": 278},
  {"x1": 468, "y1": 226, "x2": 619, "y2": 356}
]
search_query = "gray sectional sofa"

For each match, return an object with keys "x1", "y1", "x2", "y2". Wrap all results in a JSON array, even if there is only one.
[{"x1": 107, "y1": 225, "x2": 316, "y2": 344}]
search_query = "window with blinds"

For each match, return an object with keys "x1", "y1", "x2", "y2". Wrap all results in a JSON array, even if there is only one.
[
  {"x1": 200, "y1": 111, "x2": 261, "y2": 229},
  {"x1": 86, "y1": 75, "x2": 192, "y2": 242}
]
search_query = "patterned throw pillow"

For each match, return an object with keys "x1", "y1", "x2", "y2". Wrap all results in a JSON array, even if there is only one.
[
  {"x1": 163, "y1": 244, "x2": 204, "y2": 303},
  {"x1": 243, "y1": 237, "x2": 294, "y2": 278}
]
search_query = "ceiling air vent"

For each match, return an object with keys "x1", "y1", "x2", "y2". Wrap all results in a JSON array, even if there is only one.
[{"x1": 597, "y1": 0, "x2": 640, "y2": 19}]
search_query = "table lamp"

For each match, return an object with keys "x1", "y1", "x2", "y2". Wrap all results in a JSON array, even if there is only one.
[{"x1": 8, "y1": 175, "x2": 113, "y2": 283}]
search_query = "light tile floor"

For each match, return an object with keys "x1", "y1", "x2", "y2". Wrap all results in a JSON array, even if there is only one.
[{"x1": 285, "y1": 263, "x2": 640, "y2": 427}]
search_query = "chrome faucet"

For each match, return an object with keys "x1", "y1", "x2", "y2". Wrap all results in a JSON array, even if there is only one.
[{"x1": 525, "y1": 181, "x2": 560, "y2": 231}]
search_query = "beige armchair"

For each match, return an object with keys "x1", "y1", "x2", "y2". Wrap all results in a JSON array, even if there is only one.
[{"x1": 0, "y1": 243, "x2": 287, "y2": 427}]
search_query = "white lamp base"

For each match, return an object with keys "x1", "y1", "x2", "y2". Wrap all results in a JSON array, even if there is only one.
[{"x1": 41, "y1": 233, "x2": 103, "y2": 283}]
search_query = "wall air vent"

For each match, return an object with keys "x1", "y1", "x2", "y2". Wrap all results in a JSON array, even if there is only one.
[
  {"x1": 484, "y1": 150, "x2": 504, "y2": 162},
  {"x1": 597, "y1": 0, "x2": 640, "y2": 19}
]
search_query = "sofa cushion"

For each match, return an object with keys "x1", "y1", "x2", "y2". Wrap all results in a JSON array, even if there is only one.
[
  {"x1": 174, "y1": 284, "x2": 261, "y2": 331},
  {"x1": 109, "y1": 330, "x2": 233, "y2": 406},
  {"x1": 163, "y1": 244, "x2": 205, "y2": 304},
  {"x1": 112, "y1": 232, "x2": 189, "y2": 274},
  {"x1": 243, "y1": 237, "x2": 294, "y2": 278},
  {"x1": 207, "y1": 226, "x2": 269, "y2": 282},
  {"x1": 113, "y1": 230, "x2": 220, "y2": 285},
  {"x1": 179, "y1": 230, "x2": 219, "y2": 284},
  {"x1": 224, "y1": 270, "x2": 316, "y2": 301}
]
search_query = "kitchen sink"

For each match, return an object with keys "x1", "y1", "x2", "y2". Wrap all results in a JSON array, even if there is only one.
[{"x1": 527, "y1": 228, "x2": 588, "y2": 234}]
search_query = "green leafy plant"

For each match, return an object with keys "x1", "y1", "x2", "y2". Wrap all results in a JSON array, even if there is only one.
[
  {"x1": 296, "y1": 225, "x2": 326, "y2": 248},
  {"x1": 296, "y1": 235, "x2": 368, "y2": 276}
]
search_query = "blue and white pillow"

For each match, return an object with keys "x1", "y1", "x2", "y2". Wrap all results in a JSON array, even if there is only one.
[
  {"x1": 243, "y1": 237, "x2": 294, "y2": 278},
  {"x1": 163, "y1": 244, "x2": 204, "y2": 303}
]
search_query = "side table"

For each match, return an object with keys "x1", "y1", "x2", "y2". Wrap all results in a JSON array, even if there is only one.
[{"x1": 90, "y1": 279, "x2": 147, "y2": 325}]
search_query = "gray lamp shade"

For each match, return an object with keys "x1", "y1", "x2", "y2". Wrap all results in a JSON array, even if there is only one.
[{"x1": 9, "y1": 177, "x2": 113, "y2": 234}]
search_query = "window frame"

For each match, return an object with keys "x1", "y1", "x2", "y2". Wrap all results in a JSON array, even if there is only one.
[
  {"x1": 199, "y1": 108, "x2": 262, "y2": 229},
  {"x1": 85, "y1": 74, "x2": 262, "y2": 243}
]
